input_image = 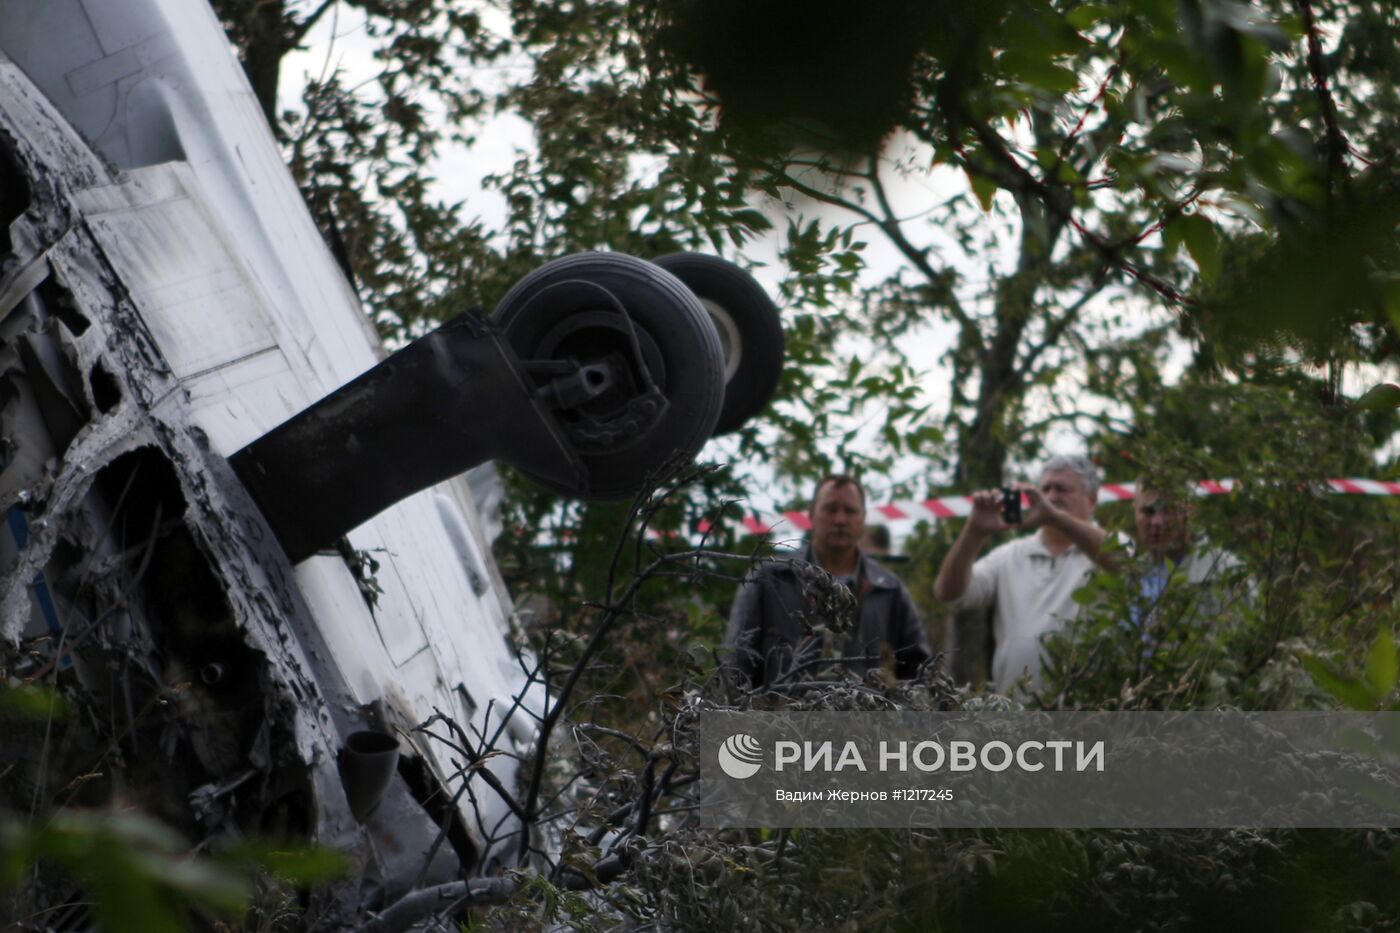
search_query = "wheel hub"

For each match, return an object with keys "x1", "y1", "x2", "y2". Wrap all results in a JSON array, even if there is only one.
[{"x1": 527, "y1": 309, "x2": 671, "y2": 454}]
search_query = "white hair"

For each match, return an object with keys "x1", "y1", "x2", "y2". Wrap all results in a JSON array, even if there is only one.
[{"x1": 1039, "y1": 455, "x2": 1101, "y2": 499}]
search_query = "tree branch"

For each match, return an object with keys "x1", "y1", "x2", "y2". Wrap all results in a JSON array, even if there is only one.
[
  {"x1": 766, "y1": 160, "x2": 981, "y2": 343},
  {"x1": 967, "y1": 116, "x2": 1193, "y2": 307},
  {"x1": 288, "y1": 0, "x2": 342, "y2": 47},
  {"x1": 867, "y1": 152, "x2": 977, "y2": 333},
  {"x1": 1296, "y1": 0, "x2": 1350, "y2": 186},
  {"x1": 1017, "y1": 269, "x2": 1113, "y2": 374}
]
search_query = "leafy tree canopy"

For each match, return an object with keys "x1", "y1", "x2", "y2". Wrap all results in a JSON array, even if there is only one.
[{"x1": 215, "y1": 0, "x2": 1398, "y2": 504}]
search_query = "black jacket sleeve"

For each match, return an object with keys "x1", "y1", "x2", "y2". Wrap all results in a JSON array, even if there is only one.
[
  {"x1": 722, "y1": 569, "x2": 766, "y2": 687},
  {"x1": 892, "y1": 582, "x2": 932, "y2": 679}
]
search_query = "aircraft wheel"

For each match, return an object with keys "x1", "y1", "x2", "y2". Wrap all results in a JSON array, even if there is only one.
[
  {"x1": 653, "y1": 252, "x2": 785, "y2": 435},
  {"x1": 493, "y1": 252, "x2": 725, "y2": 499}
]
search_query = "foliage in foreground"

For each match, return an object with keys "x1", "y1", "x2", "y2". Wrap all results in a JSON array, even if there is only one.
[
  {"x1": 466, "y1": 451, "x2": 1400, "y2": 931},
  {"x1": 5, "y1": 430, "x2": 1400, "y2": 930},
  {"x1": 0, "y1": 684, "x2": 347, "y2": 933},
  {"x1": 478, "y1": 666, "x2": 1400, "y2": 933}
]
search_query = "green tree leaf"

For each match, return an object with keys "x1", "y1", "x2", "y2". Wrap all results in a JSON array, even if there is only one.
[
  {"x1": 968, "y1": 171, "x2": 998, "y2": 212},
  {"x1": 1067, "y1": 4, "x2": 1108, "y2": 31},
  {"x1": 0, "y1": 684, "x2": 68, "y2": 719},
  {"x1": 1353, "y1": 383, "x2": 1400, "y2": 413},
  {"x1": 1300, "y1": 654, "x2": 1377, "y2": 710},
  {"x1": 1176, "y1": 214, "x2": 1221, "y2": 282},
  {"x1": 1366, "y1": 630, "x2": 1399, "y2": 699}
]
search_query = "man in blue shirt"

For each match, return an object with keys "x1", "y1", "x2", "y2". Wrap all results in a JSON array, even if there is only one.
[{"x1": 1128, "y1": 484, "x2": 1243, "y2": 651}]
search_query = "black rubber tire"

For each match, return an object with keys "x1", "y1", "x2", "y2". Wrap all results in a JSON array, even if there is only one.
[
  {"x1": 653, "y1": 253, "x2": 785, "y2": 435},
  {"x1": 493, "y1": 252, "x2": 725, "y2": 499}
]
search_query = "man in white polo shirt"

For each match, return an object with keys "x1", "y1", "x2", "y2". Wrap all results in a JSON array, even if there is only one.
[{"x1": 933, "y1": 455, "x2": 1112, "y2": 693}]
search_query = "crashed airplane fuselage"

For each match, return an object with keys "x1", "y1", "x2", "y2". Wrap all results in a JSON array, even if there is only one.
[{"x1": 0, "y1": 0, "x2": 782, "y2": 922}]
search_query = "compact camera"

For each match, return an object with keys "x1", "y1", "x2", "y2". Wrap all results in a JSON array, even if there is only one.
[{"x1": 1000, "y1": 486, "x2": 1022, "y2": 525}]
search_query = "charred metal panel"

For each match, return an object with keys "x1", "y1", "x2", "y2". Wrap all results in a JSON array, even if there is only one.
[{"x1": 76, "y1": 176, "x2": 282, "y2": 384}]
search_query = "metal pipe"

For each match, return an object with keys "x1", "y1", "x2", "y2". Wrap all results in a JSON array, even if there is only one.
[{"x1": 337, "y1": 730, "x2": 401, "y2": 824}]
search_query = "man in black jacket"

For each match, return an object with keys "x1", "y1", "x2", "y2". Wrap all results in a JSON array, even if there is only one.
[{"x1": 723, "y1": 474, "x2": 931, "y2": 688}]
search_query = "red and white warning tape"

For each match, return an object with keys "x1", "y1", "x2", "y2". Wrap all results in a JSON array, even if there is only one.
[{"x1": 705, "y1": 477, "x2": 1400, "y2": 537}]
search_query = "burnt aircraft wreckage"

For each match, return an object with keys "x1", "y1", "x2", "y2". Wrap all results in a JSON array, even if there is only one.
[{"x1": 0, "y1": 0, "x2": 783, "y2": 923}]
